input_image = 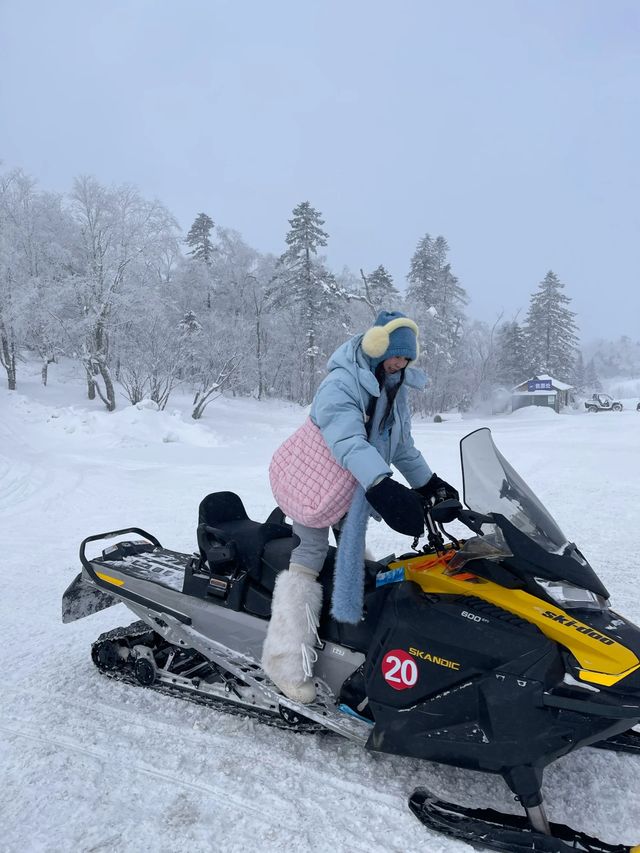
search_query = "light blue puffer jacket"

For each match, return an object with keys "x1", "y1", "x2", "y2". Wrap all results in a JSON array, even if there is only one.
[{"x1": 310, "y1": 335, "x2": 432, "y2": 492}]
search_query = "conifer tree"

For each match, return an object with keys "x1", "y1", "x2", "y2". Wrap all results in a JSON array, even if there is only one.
[
  {"x1": 405, "y1": 234, "x2": 468, "y2": 413},
  {"x1": 185, "y1": 213, "x2": 215, "y2": 265},
  {"x1": 584, "y1": 358, "x2": 602, "y2": 393},
  {"x1": 524, "y1": 270, "x2": 579, "y2": 379},
  {"x1": 186, "y1": 213, "x2": 215, "y2": 309},
  {"x1": 271, "y1": 201, "x2": 345, "y2": 403},
  {"x1": 571, "y1": 351, "x2": 586, "y2": 395},
  {"x1": 179, "y1": 310, "x2": 202, "y2": 335},
  {"x1": 494, "y1": 320, "x2": 527, "y2": 387},
  {"x1": 364, "y1": 265, "x2": 400, "y2": 311}
]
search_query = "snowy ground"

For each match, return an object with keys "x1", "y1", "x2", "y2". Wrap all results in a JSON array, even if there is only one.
[{"x1": 2, "y1": 361, "x2": 640, "y2": 852}]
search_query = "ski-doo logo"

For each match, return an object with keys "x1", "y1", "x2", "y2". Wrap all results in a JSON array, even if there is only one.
[
  {"x1": 541, "y1": 611, "x2": 615, "y2": 646},
  {"x1": 409, "y1": 647, "x2": 461, "y2": 670},
  {"x1": 381, "y1": 649, "x2": 419, "y2": 690}
]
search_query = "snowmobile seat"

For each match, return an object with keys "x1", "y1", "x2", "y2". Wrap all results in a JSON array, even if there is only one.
[
  {"x1": 195, "y1": 493, "x2": 384, "y2": 633},
  {"x1": 197, "y1": 492, "x2": 292, "y2": 582},
  {"x1": 259, "y1": 535, "x2": 384, "y2": 652},
  {"x1": 260, "y1": 535, "x2": 300, "y2": 590}
]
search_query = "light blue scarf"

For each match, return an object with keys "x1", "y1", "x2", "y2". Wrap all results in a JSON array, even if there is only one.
[{"x1": 330, "y1": 376, "x2": 398, "y2": 624}]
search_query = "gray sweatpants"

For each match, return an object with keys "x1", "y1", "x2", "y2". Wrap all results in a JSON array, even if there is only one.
[{"x1": 291, "y1": 520, "x2": 342, "y2": 574}]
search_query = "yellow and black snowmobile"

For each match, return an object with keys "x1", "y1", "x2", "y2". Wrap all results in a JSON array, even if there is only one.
[{"x1": 63, "y1": 428, "x2": 640, "y2": 852}]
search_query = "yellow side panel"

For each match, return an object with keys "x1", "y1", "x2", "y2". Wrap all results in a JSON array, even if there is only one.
[{"x1": 390, "y1": 556, "x2": 640, "y2": 685}]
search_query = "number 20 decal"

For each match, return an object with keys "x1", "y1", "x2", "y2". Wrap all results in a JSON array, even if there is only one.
[{"x1": 381, "y1": 649, "x2": 418, "y2": 690}]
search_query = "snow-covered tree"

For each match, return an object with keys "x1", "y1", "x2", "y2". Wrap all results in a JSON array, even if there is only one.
[
  {"x1": 494, "y1": 320, "x2": 527, "y2": 387},
  {"x1": 209, "y1": 227, "x2": 258, "y2": 320},
  {"x1": 405, "y1": 234, "x2": 468, "y2": 413},
  {"x1": 0, "y1": 169, "x2": 33, "y2": 389},
  {"x1": 584, "y1": 357, "x2": 602, "y2": 393},
  {"x1": 453, "y1": 318, "x2": 500, "y2": 412},
  {"x1": 190, "y1": 322, "x2": 241, "y2": 419},
  {"x1": 22, "y1": 191, "x2": 76, "y2": 384},
  {"x1": 363, "y1": 265, "x2": 401, "y2": 314},
  {"x1": 186, "y1": 212, "x2": 215, "y2": 265},
  {"x1": 584, "y1": 336, "x2": 640, "y2": 379},
  {"x1": 180, "y1": 310, "x2": 201, "y2": 335},
  {"x1": 242, "y1": 253, "x2": 280, "y2": 400},
  {"x1": 116, "y1": 276, "x2": 193, "y2": 409},
  {"x1": 524, "y1": 271, "x2": 579, "y2": 380},
  {"x1": 0, "y1": 169, "x2": 73, "y2": 388},
  {"x1": 185, "y1": 212, "x2": 216, "y2": 308},
  {"x1": 570, "y1": 351, "x2": 586, "y2": 396},
  {"x1": 68, "y1": 176, "x2": 178, "y2": 411},
  {"x1": 270, "y1": 201, "x2": 346, "y2": 403}
]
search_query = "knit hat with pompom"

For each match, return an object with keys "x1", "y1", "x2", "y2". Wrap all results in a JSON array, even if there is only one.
[{"x1": 361, "y1": 310, "x2": 419, "y2": 366}]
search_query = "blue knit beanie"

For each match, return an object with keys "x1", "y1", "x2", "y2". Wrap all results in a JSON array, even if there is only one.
[{"x1": 361, "y1": 310, "x2": 419, "y2": 366}]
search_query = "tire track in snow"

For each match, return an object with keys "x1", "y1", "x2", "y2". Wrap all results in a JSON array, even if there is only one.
[
  {"x1": 0, "y1": 453, "x2": 48, "y2": 515},
  {"x1": 0, "y1": 720, "x2": 389, "y2": 853},
  {"x1": 0, "y1": 411, "x2": 87, "y2": 521},
  {"x1": 1, "y1": 683, "x2": 419, "y2": 813},
  {"x1": 0, "y1": 723, "x2": 307, "y2": 839},
  {"x1": 8, "y1": 670, "x2": 640, "y2": 841},
  {"x1": 1, "y1": 686, "x2": 435, "y2": 851}
]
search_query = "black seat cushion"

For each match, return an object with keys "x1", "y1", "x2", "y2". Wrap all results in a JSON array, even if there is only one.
[{"x1": 197, "y1": 492, "x2": 292, "y2": 580}]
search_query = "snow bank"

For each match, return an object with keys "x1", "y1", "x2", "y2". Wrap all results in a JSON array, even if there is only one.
[
  {"x1": 3, "y1": 391, "x2": 224, "y2": 449},
  {"x1": 509, "y1": 404, "x2": 559, "y2": 419}
]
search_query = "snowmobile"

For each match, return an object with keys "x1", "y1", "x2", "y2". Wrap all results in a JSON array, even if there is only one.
[{"x1": 62, "y1": 427, "x2": 640, "y2": 853}]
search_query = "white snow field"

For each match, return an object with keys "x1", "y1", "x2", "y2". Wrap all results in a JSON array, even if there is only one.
[{"x1": 2, "y1": 362, "x2": 640, "y2": 853}]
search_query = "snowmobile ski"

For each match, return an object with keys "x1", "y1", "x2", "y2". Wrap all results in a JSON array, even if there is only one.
[
  {"x1": 408, "y1": 789, "x2": 640, "y2": 853},
  {"x1": 593, "y1": 727, "x2": 640, "y2": 756}
]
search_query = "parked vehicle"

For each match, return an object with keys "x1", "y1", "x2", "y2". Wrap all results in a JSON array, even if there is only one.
[{"x1": 584, "y1": 393, "x2": 623, "y2": 413}]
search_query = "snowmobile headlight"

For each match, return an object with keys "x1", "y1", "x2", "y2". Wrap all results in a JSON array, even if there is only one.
[{"x1": 535, "y1": 579, "x2": 608, "y2": 611}]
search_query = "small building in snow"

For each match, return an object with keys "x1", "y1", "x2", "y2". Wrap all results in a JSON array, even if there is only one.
[{"x1": 511, "y1": 374, "x2": 574, "y2": 414}]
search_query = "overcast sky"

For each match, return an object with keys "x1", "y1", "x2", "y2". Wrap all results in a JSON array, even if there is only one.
[{"x1": 1, "y1": 0, "x2": 638, "y2": 341}]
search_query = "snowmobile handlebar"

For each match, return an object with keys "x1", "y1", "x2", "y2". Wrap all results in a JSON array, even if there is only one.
[
  {"x1": 79, "y1": 527, "x2": 162, "y2": 572},
  {"x1": 421, "y1": 499, "x2": 494, "y2": 553},
  {"x1": 427, "y1": 499, "x2": 493, "y2": 534}
]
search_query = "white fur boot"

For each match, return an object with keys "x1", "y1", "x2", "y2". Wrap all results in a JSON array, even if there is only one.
[{"x1": 261, "y1": 563, "x2": 323, "y2": 705}]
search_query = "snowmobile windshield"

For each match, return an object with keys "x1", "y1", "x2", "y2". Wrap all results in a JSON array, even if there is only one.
[{"x1": 460, "y1": 428, "x2": 569, "y2": 556}]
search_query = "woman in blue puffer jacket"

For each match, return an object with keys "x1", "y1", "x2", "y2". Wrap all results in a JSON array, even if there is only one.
[{"x1": 262, "y1": 310, "x2": 458, "y2": 704}]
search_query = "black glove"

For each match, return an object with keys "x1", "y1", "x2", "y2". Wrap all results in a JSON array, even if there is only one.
[
  {"x1": 415, "y1": 473, "x2": 459, "y2": 504},
  {"x1": 366, "y1": 477, "x2": 425, "y2": 538}
]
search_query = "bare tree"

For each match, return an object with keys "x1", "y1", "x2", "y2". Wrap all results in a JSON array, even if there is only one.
[
  {"x1": 0, "y1": 170, "x2": 29, "y2": 389},
  {"x1": 119, "y1": 315, "x2": 190, "y2": 409},
  {"x1": 192, "y1": 355, "x2": 241, "y2": 419},
  {"x1": 68, "y1": 176, "x2": 178, "y2": 411}
]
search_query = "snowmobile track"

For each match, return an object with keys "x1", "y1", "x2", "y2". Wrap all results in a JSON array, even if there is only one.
[{"x1": 92, "y1": 621, "x2": 326, "y2": 735}]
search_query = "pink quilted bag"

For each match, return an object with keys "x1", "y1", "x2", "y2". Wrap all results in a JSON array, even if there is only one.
[{"x1": 269, "y1": 417, "x2": 357, "y2": 528}]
